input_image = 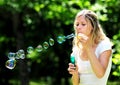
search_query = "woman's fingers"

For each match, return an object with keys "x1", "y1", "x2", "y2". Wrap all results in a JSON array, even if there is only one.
[
  {"x1": 77, "y1": 33, "x2": 88, "y2": 42},
  {"x1": 68, "y1": 63, "x2": 77, "y2": 74}
]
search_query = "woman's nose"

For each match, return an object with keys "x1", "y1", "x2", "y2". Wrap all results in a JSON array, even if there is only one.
[{"x1": 77, "y1": 25, "x2": 81, "y2": 30}]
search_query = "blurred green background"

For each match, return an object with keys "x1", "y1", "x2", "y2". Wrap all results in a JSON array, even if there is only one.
[{"x1": 0, "y1": 0, "x2": 120, "y2": 85}]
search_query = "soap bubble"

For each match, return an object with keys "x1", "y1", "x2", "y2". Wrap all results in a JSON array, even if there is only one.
[
  {"x1": 43, "y1": 41, "x2": 49, "y2": 49},
  {"x1": 27, "y1": 46, "x2": 34, "y2": 54},
  {"x1": 5, "y1": 59, "x2": 16, "y2": 70},
  {"x1": 16, "y1": 49, "x2": 25, "y2": 59},
  {"x1": 49, "y1": 38, "x2": 54, "y2": 46},
  {"x1": 36, "y1": 45, "x2": 43, "y2": 52},
  {"x1": 8, "y1": 52, "x2": 15, "y2": 60},
  {"x1": 57, "y1": 35, "x2": 66, "y2": 44}
]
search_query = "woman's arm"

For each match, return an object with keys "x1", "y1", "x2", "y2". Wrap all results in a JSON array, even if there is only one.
[
  {"x1": 87, "y1": 48, "x2": 112, "y2": 78},
  {"x1": 72, "y1": 72, "x2": 79, "y2": 85},
  {"x1": 78, "y1": 33, "x2": 112, "y2": 78},
  {"x1": 68, "y1": 63, "x2": 80, "y2": 85}
]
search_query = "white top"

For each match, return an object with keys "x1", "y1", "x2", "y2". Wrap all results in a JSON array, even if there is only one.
[{"x1": 71, "y1": 39, "x2": 112, "y2": 85}]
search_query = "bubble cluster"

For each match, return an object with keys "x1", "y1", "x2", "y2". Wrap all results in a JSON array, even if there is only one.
[
  {"x1": 26, "y1": 38, "x2": 55, "y2": 54},
  {"x1": 5, "y1": 49, "x2": 25, "y2": 69},
  {"x1": 5, "y1": 33, "x2": 75, "y2": 69}
]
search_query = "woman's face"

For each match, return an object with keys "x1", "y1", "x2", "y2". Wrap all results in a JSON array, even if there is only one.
[{"x1": 74, "y1": 15, "x2": 93, "y2": 37}]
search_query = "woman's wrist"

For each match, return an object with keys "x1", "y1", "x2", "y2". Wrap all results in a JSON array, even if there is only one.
[{"x1": 72, "y1": 72, "x2": 80, "y2": 85}]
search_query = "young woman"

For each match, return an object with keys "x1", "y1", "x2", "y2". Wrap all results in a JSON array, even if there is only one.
[{"x1": 68, "y1": 9, "x2": 112, "y2": 85}]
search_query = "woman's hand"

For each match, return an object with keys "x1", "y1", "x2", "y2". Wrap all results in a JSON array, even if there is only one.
[
  {"x1": 68, "y1": 63, "x2": 78, "y2": 75},
  {"x1": 77, "y1": 33, "x2": 92, "y2": 49},
  {"x1": 77, "y1": 33, "x2": 88, "y2": 43},
  {"x1": 68, "y1": 63, "x2": 80, "y2": 85}
]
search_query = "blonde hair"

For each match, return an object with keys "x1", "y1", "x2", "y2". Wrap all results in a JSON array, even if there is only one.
[{"x1": 73, "y1": 9, "x2": 108, "y2": 48}]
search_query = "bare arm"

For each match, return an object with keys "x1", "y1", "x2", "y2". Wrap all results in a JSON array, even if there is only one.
[
  {"x1": 79, "y1": 33, "x2": 112, "y2": 78},
  {"x1": 87, "y1": 49, "x2": 112, "y2": 78},
  {"x1": 68, "y1": 63, "x2": 80, "y2": 85}
]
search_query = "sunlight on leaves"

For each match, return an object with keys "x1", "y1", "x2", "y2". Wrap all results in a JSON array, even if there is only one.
[
  {"x1": 113, "y1": 71, "x2": 120, "y2": 76},
  {"x1": 34, "y1": 3, "x2": 44, "y2": 12},
  {"x1": 0, "y1": 0, "x2": 4, "y2": 5}
]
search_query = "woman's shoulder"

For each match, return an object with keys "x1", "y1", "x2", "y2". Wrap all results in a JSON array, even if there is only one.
[
  {"x1": 96, "y1": 38, "x2": 112, "y2": 54},
  {"x1": 98, "y1": 38, "x2": 112, "y2": 47}
]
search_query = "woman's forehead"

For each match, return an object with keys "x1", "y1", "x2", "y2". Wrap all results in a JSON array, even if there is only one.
[{"x1": 75, "y1": 15, "x2": 88, "y2": 22}]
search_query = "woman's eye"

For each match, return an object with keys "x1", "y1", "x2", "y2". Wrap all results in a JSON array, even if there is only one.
[
  {"x1": 82, "y1": 24, "x2": 86, "y2": 26},
  {"x1": 76, "y1": 23, "x2": 79, "y2": 26}
]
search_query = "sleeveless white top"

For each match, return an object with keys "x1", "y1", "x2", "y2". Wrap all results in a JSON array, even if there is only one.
[{"x1": 71, "y1": 39, "x2": 112, "y2": 85}]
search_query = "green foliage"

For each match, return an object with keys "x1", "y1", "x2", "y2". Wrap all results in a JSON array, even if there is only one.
[
  {"x1": 112, "y1": 31, "x2": 120, "y2": 77},
  {"x1": 1, "y1": 0, "x2": 120, "y2": 84},
  {"x1": 0, "y1": 0, "x2": 4, "y2": 5}
]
